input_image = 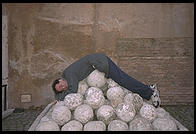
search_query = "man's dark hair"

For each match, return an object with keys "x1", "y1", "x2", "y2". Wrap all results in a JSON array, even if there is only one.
[{"x1": 52, "y1": 78, "x2": 61, "y2": 94}]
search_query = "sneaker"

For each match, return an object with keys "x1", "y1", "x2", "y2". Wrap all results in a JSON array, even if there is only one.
[{"x1": 150, "y1": 84, "x2": 161, "y2": 108}]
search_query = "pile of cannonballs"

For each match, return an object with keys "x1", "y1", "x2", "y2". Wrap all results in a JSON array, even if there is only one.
[{"x1": 36, "y1": 70, "x2": 179, "y2": 131}]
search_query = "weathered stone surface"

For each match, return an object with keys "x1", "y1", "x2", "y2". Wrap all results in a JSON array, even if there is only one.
[
  {"x1": 129, "y1": 117, "x2": 153, "y2": 131},
  {"x1": 77, "y1": 79, "x2": 89, "y2": 95},
  {"x1": 108, "y1": 120, "x2": 128, "y2": 131},
  {"x1": 156, "y1": 107, "x2": 170, "y2": 118},
  {"x1": 86, "y1": 69, "x2": 107, "y2": 88},
  {"x1": 83, "y1": 121, "x2": 106, "y2": 131},
  {"x1": 36, "y1": 120, "x2": 60, "y2": 131},
  {"x1": 61, "y1": 120, "x2": 83, "y2": 131},
  {"x1": 107, "y1": 86, "x2": 124, "y2": 107},
  {"x1": 139, "y1": 104, "x2": 157, "y2": 122},
  {"x1": 115, "y1": 103, "x2": 136, "y2": 122},
  {"x1": 96, "y1": 105, "x2": 116, "y2": 125},
  {"x1": 152, "y1": 117, "x2": 177, "y2": 131},
  {"x1": 74, "y1": 104, "x2": 94, "y2": 124},
  {"x1": 51, "y1": 105, "x2": 71, "y2": 126},
  {"x1": 85, "y1": 87, "x2": 105, "y2": 109},
  {"x1": 64, "y1": 93, "x2": 83, "y2": 110}
]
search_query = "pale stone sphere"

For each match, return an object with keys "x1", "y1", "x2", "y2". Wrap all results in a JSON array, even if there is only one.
[
  {"x1": 61, "y1": 120, "x2": 83, "y2": 131},
  {"x1": 74, "y1": 104, "x2": 94, "y2": 124},
  {"x1": 107, "y1": 86, "x2": 124, "y2": 107},
  {"x1": 132, "y1": 93, "x2": 143, "y2": 112},
  {"x1": 85, "y1": 87, "x2": 105, "y2": 109},
  {"x1": 83, "y1": 121, "x2": 106, "y2": 131},
  {"x1": 152, "y1": 117, "x2": 177, "y2": 131},
  {"x1": 87, "y1": 69, "x2": 107, "y2": 88},
  {"x1": 129, "y1": 117, "x2": 153, "y2": 131},
  {"x1": 107, "y1": 78, "x2": 118, "y2": 88},
  {"x1": 156, "y1": 107, "x2": 170, "y2": 118},
  {"x1": 124, "y1": 93, "x2": 134, "y2": 105},
  {"x1": 55, "y1": 101, "x2": 65, "y2": 106},
  {"x1": 77, "y1": 79, "x2": 89, "y2": 95},
  {"x1": 51, "y1": 105, "x2": 71, "y2": 126},
  {"x1": 139, "y1": 104, "x2": 157, "y2": 122},
  {"x1": 36, "y1": 120, "x2": 60, "y2": 131},
  {"x1": 115, "y1": 103, "x2": 136, "y2": 122},
  {"x1": 64, "y1": 93, "x2": 83, "y2": 111},
  {"x1": 96, "y1": 105, "x2": 116, "y2": 125},
  {"x1": 108, "y1": 120, "x2": 129, "y2": 131}
]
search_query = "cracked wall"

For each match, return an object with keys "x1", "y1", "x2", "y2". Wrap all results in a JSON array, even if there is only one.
[{"x1": 3, "y1": 3, "x2": 194, "y2": 109}]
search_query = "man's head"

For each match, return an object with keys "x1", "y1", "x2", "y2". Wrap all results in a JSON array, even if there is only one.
[{"x1": 52, "y1": 78, "x2": 68, "y2": 94}]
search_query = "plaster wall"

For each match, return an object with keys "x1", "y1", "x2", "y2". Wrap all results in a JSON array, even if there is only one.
[{"x1": 3, "y1": 3, "x2": 194, "y2": 108}]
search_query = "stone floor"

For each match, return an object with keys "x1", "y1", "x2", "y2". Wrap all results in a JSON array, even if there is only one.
[
  {"x1": 2, "y1": 105, "x2": 194, "y2": 131},
  {"x1": 162, "y1": 105, "x2": 194, "y2": 131}
]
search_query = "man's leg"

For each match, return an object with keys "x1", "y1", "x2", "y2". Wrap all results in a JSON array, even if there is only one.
[{"x1": 107, "y1": 56, "x2": 153, "y2": 100}]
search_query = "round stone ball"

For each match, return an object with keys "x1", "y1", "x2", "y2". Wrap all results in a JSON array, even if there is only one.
[
  {"x1": 132, "y1": 93, "x2": 143, "y2": 112},
  {"x1": 152, "y1": 117, "x2": 177, "y2": 131},
  {"x1": 77, "y1": 79, "x2": 89, "y2": 95},
  {"x1": 139, "y1": 104, "x2": 157, "y2": 122},
  {"x1": 51, "y1": 105, "x2": 71, "y2": 126},
  {"x1": 74, "y1": 104, "x2": 94, "y2": 124},
  {"x1": 61, "y1": 120, "x2": 83, "y2": 131},
  {"x1": 129, "y1": 117, "x2": 153, "y2": 131},
  {"x1": 107, "y1": 78, "x2": 118, "y2": 88},
  {"x1": 85, "y1": 87, "x2": 105, "y2": 109},
  {"x1": 87, "y1": 69, "x2": 107, "y2": 88},
  {"x1": 83, "y1": 121, "x2": 106, "y2": 131},
  {"x1": 36, "y1": 120, "x2": 60, "y2": 131},
  {"x1": 64, "y1": 93, "x2": 83, "y2": 111},
  {"x1": 96, "y1": 105, "x2": 116, "y2": 125},
  {"x1": 156, "y1": 107, "x2": 170, "y2": 118},
  {"x1": 124, "y1": 93, "x2": 134, "y2": 105},
  {"x1": 115, "y1": 103, "x2": 136, "y2": 122},
  {"x1": 107, "y1": 86, "x2": 124, "y2": 107},
  {"x1": 108, "y1": 120, "x2": 129, "y2": 131},
  {"x1": 55, "y1": 101, "x2": 65, "y2": 106}
]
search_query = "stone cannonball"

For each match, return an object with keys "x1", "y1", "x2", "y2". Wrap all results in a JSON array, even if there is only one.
[
  {"x1": 108, "y1": 120, "x2": 129, "y2": 131},
  {"x1": 77, "y1": 79, "x2": 89, "y2": 95},
  {"x1": 85, "y1": 87, "x2": 105, "y2": 109},
  {"x1": 139, "y1": 104, "x2": 157, "y2": 122},
  {"x1": 107, "y1": 86, "x2": 124, "y2": 107},
  {"x1": 83, "y1": 121, "x2": 106, "y2": 131},
  {"x1": 115, "y1": 103, "x2": 136, "y2": 122},
  {"x1": 87, "y1": 69, "x2": 107, "y2": 88},
  {"x1": 74, "y1": 104, "x2": 94, "y2": 124},
  {"x1": 124, "y1": 93, "x2": 134, "y2": 105},
  {"x1": 156, "y1": 107, "x2": 170, "y2": 118},
  {"x1": 36, "y1": 120, "x2": 60, "y2": 131},
  {"x1": 61, "y1": 120, "x2": 83, "y2": 131},
  {"x1": 107, "y1": 78, "x2": 118, "y2": 88},
  {"x1": 152, "y1": 117, "x2": 177, "y2": 131},
  {"x1": 51, "y1": 105, "x2": 71, "y2": 126},
  {"x1": 64, "y1": 93, "x2": 83, "y2": 111},
  {"x1": 96, "y1": 105, "x2": 116, "y2": 125},
  {"x1": 132, "y1": 93, "x2": 143, "y2": 112},
  {"x1": 129, "y1": 117, "x2": 153, "y2": 131}
]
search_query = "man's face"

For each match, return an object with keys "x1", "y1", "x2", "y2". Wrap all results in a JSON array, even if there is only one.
[{"x1": 55, "y1": 79, "x2": 68, "y2": 92}]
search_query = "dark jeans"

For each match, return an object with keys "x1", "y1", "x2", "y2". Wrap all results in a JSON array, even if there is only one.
[{"x1": 107, "y1": 57, "x2": 153, "y2": 100}]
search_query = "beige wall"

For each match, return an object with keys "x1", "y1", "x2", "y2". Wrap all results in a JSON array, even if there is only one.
[{"x1": 3, "y1": 3, "x2": 194, "y2": 109}]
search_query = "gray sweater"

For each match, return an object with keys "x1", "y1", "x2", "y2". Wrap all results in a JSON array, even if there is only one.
[{"x1": 55, "y1": 53, "x2": 109, "y2": 101}]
